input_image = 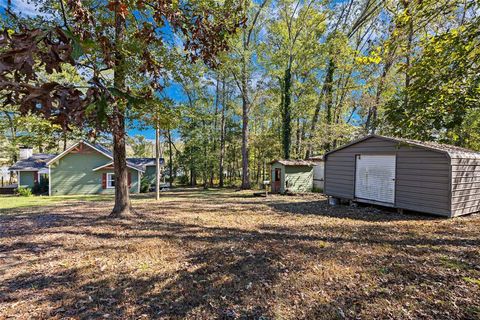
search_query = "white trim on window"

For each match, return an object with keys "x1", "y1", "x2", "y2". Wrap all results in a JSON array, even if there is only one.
[{"x1": 106, "y1": 173, "x2": 115, "y2": 189}]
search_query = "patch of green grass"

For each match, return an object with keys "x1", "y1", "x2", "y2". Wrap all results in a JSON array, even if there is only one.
[
  {"x1": 467, "y1": 307, "x2": 480, "y2": 320},
  {"x1": 463, "y1": 277, "x2": 480, "y2": 286},
  {"x1": 439, "y1": 257, "x2": 471, "y2": 270},
  {"x1": 0, "y1": 194, "x2": 114, "y2": 211},
  {"x1": 378, "y1": 266, "x2": 390, "y2": 275}
]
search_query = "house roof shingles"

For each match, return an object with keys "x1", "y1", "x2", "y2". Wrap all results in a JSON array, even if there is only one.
[
  {"x1": 127, "y1": 157, "x2": 164, "y2": 171},
  {"x1": 9, "y1": 154, "x2": 56, "y2": 171},
  {"x1": 9, "y1": 141, "x2": 158, "y2": 172}
]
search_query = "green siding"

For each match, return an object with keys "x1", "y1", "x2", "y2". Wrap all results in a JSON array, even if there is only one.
[
  {"x1": 285, "y1": 166, "x2": 313, "y2": 193},
  {"x1": 271, "y1": 163, "x2": 313, "y2": 193},
  {"x1": 144, "y1": 165, "x2": 156, "y2": 185},
  {"x1": 19, "y1": 171, "x2": 36, "y2": 188},
  {"x1": 50, "y1": 148, "x2": 139, "y2": 195}
]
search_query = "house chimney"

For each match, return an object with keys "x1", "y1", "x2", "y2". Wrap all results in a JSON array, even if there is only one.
[{"x1": 19, "y1": 147, "x2": 33, "y2": 160}]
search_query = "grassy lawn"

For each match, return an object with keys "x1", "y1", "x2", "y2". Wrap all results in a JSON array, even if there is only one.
[
  {"x1": 0, "y1": 194, "x2": 114, "y2": 211},
  {"x1": 1, "y1": 189, "x2": 479, "y2": 319}
]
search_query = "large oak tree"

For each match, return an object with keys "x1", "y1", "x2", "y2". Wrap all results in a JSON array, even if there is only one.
[{"x1": 0, "y1": 0, "x2": 244, "y2": 216}]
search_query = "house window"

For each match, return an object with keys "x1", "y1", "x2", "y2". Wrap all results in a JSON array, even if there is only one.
[{"x1": 106, "y1": 173, "x2": 115, "y2": 188}]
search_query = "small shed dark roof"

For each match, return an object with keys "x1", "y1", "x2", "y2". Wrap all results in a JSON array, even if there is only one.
[
  {"x1": 9, "y1": 154, "x2": 56, "y2": 171},
  {"x1": 271, "y1": 159, "x2": 315, "y2": 166},
  {"x1": 325, "y1": 134, "x2": 480, "y2": 159}
]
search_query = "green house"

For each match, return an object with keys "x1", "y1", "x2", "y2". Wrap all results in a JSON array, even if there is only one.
[
  {"x1": 9, "y1": 141, "x2": 161, "y2": 195},
  {"x1": 270, "y1": 160, "x2": 314, "y2": 194}
]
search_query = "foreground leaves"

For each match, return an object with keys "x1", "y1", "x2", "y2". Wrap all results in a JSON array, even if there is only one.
[{"x1": 1, "y1": 189, "x2": 479, "y2": 319}]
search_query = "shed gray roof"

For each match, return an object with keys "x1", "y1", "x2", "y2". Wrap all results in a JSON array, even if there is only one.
[
  {"x1": 325, "y1": 134, "x2": 480, "y2": 159},
  {"x1": 271, "y1": 159, "x2": 315, "y2": 166},
  {"x1": 9, "y1": 154, "x2": 56, "y2": 171}
]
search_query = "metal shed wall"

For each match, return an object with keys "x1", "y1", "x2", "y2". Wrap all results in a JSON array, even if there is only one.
[
  {"x1": 325, "y1": 136, "x2": 451, "y2": 216},
  {"x1": 451, "y1": 158, "x2": 480, "y2": 216}
]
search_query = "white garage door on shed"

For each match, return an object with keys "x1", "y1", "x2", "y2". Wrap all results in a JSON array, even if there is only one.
[{"x1": 355, "y1": 154, "x2": 396, "y2": 204}]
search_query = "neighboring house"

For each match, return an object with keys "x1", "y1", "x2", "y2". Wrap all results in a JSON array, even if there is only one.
[
  {"x1": 324, "y1": 134, "x2": 480, "y2": 218},
  {"x1": 9, "y1": 140, "x2": 163, "y2": 196},
  {"x1": 270, "y1": 160, "x2": 314, "y2": 194}
]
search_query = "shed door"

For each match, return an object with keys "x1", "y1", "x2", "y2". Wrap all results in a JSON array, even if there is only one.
[
  {"x1": 272, "y1": 168, "x2": 281, "y2": 193},
  {"x1": 355, "y1": 155, "x2": 396, "y2": 204}
]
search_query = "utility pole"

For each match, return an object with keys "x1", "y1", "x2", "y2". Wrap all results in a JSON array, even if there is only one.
[{"x1": 155, "y1": 125, "x2": 161, "y2": 201}]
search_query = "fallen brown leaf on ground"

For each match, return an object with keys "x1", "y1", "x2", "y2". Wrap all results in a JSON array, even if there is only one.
[{"x1": 1, "y1": 189, "x2": 479, "y2": 319}]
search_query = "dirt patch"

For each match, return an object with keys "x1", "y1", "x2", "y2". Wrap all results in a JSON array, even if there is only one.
[{"x1": 1, "y1": 189, "x2": 479, "y2": 319}]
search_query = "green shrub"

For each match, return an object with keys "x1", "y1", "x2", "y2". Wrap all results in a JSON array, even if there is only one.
[
  {"x1": 140, "y1": 176, "x2": 151, "y2": 193},
  {"x1": 32, "y1": 182, "x2": 40, "y2": 194},
  {"x1": 31, "y1": 177, "x2": 49, "y2": 195},
  {"x1": 40, "y1": 177, "x2": 49, "y2": 194},
  {"x1": 312, "y1": 187, "x2": 324, "y2": 193},
  {"x1": 178, "y1": 175, "x2": 189, "y2": 185},
  {"x1": 17, "y1": 187, "x2": 33, "y2": 197}
]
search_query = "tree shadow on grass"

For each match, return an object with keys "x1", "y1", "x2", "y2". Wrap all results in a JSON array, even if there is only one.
[
  {"x1": 267, "y1": 199, "x2": 442, "y2": 222},
  {"x1": 0, "y1": 220, "x2": 292, "y2": 318},
  {"x1": 2, "y1": 214, "x2": 479, "y2": 319},
  {"x1": 1, "y1": 192, "x2": 480, "y2": 319}
]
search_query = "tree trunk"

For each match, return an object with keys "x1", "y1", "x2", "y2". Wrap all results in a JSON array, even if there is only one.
[
  {"x1": 4, "y1": 111, "x2": 17, "y2": 163},
  {"x1": 110, "y1": 1, "x2": 130, "y2": 218},
  {"x1": 111, "y1": 113, "x2": 130, "y2": 217},
  {"x1": 219, "y1": 77, "x2": 226, "y2": 188},
  {"x1": 168, "y1": 130, "x2": 173, "y2": 187},
  {"x1": 62, "y1": 132, "x2": 67, "y2": 151},
  {"x1": 295, "y1": 118, "x2": 301, "y2": 158},
  {"x1": 306, "y1": 59, "x2": 335, "y2": 158},
  {"x1": 404, "y1": 9, "x2": 413, "y2": 108},
  {"x1": 155, "y1": 125, "x2": 161, "y2": 200},
  {"x1": 210, "y1": 73, "x2": 220, "y2": 187},
  {"x1": 323, "y1": 59, "x2": 335, "y2": 152},
  {"x1": 282, "y1": 62, "x2": 292, "y2": 159},
  {"x1": 366, "y1": 62, "x2": 389, "y2": 134},
  {"x1": 240, "y1": 53, "x2": 251, "y2": 189}
]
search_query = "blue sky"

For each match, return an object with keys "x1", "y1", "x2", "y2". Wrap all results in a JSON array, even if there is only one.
[
  {"x1": 0, "y1": 0, "x2": 188, "y2": 141},
  {"x1": 128, "y1": 83, "x2": 186, "y2": 140}
]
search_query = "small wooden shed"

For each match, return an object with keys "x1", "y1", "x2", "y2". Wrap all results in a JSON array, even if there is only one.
[
  {"x1": 324, "y1": 134, "x2": 480, "y2": 217},
  {"x1": 270, "y1": 160, "x2": 314, "y2": 194}
]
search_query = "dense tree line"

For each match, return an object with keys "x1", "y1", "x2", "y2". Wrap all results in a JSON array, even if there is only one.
[
  {"x1": 1, "y1": 0, "x2": 479, "y2": 213},
  {"x1": 175, "y1": 0, "x2": 480, "y2": 188}
]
